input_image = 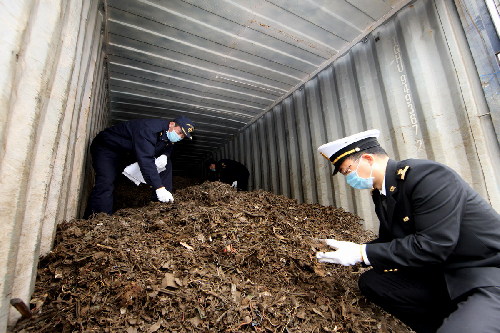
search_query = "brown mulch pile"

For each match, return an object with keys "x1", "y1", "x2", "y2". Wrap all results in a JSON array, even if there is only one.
[{"x1": 13, "y1": 181, "x2": 412, "y2": 332}]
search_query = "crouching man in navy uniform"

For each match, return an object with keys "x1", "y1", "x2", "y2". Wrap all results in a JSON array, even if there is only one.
[
  {"x1": 315, "y1": 129, "x2": 500, "y2": 333},
  {"x1": 84, "y1": 116, "x2": 195, "y2": 218},
  {"x1": 207, "y1": 159, "x2": 250, "y2": 191}
]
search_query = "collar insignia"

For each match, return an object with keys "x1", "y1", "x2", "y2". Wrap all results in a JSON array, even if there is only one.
[{"x1": 397, "y1": 166, "x2": 410, "y2": 180}]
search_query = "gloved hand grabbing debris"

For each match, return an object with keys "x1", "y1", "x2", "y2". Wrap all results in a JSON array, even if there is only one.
[
  {"x1": 156, "y1": 187, "x2": 174, "y2": 203},
  {"x1": 231, "y1": 181, "x2": 238, "y2": 188},
  {"x1": 316, "y1": 239, "x2": 363, "y2": 266}
]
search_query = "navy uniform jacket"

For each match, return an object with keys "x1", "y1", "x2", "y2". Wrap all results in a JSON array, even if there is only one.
[
  {"x1": 218, "y1": 159, "x2": 249, "y2": 183},
  {"x1": 93, "y1": 119, "x2": 174, "y2": 189},
  {"x1": 366, "y1": 159, "x2": 500, "y2": 300}
]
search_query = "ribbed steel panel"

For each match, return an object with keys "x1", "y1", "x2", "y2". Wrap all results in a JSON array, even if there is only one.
[
  {"x1": 0, "y1": 0, "x2": 108, "y2": 329},
  {"x1": 456, "y1": 0, "x2": 500, "y2": 143},
  {"x1": 273, "y1": 104, "x2": 291, "y2": 197},
  {"x1": 104, "y1": 0, "x2": 411, "y2": 166},
  {"x1": 218, "y1": 0, "x2": 500, "y2": 232}
]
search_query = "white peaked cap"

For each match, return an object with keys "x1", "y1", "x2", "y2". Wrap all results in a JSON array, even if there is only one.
[{"x1": 317, "y1": 129, "x2": 381, "y2": 175}]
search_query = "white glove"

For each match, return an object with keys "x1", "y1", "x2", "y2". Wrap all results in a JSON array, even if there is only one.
[
  {"x1": 156, "y1": 187, "x2": 174, "y2": 203},
  {"x1": 155, "y1": 155, "x2": 168, "y2": 170},
  {"x1": 316, "y1": 239, "x2": 362, "y2": 266},
  {"x1": 231, "y1": 181, "x2": 237, "y2": 188}
]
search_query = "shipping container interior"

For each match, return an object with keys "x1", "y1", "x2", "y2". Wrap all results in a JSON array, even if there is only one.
[{"x1": 1, "y1": 0, "x2": 499, "y2": 330}]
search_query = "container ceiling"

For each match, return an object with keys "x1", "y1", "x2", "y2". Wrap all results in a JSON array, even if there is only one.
[{"x1": 104, "y1": 0, "x2": 409, "y2": 164}]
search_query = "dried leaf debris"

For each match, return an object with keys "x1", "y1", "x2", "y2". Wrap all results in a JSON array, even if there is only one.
[{"x1": 14, "y1": 181, "x2": 412, "y2": 332}]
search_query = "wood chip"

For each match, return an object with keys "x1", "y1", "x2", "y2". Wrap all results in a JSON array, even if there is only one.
[{"x1": 179, "y1": 242, "x2": 194, "y2": 250}]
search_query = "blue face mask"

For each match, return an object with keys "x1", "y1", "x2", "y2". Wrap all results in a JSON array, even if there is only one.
[
  {"x1": 346, "y1": 159, "x2": 374, "y2": 190},
  {"x1": 167, "y1": 130, "x2": 182, "y2": 143}
]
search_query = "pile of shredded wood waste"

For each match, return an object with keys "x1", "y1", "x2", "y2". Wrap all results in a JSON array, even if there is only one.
[{"x1": 13, "y1": 180, "x2": 412, "y2": 332}]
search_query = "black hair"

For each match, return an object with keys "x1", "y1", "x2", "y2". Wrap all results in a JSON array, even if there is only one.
[{"x1": 348, "y1": 146, "x2": 388, "y2": 160}]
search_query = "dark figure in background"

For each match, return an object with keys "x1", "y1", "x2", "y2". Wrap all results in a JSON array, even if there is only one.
[
  {"x1": 207, "y1": 159, "x2": 250, "y2": 191},
  {"x1": 315, "y1": 129, "x2": 500, "y2": 333},
  {"x1": 84, "y1": 116, "x2": 195, "y2": 218},
  {"x1": 206, "y1": 159, "x2": 219, "y2": 182}
]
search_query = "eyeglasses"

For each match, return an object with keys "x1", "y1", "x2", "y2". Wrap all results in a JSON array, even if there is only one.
[
  {"x1": 340, "y1": 165, "x2": 354, "y2": 176},
  {"x1": 339, "y1": 159, "x2": 360, "y2": 176}
]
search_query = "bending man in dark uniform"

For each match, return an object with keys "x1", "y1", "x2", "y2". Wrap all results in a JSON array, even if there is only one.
[
  {"x1": 207, "y1": 159, "x2": 250, "y2": 191},
  {"x1": 84, "y1": 116, "x2": 195, "y2": 218},
  {"x1": 316, "y1": 129, "x2": 500, "y2": 333}
]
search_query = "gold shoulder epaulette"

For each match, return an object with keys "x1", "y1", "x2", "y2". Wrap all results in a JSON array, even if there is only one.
[{"x1": 396, "y1": 165, "x2": 410, "y2": 180}]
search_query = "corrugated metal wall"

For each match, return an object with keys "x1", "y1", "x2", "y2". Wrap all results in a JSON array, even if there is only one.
[
  {"x1": 456, "y1": 0, "x2": 500, "y2": 143},
  {"x1": 217, "y1": 0, "x2": 500, "y2": 232},
  {"x1": 0, "y1": 0, "x2": 108, "y2": 329}
]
